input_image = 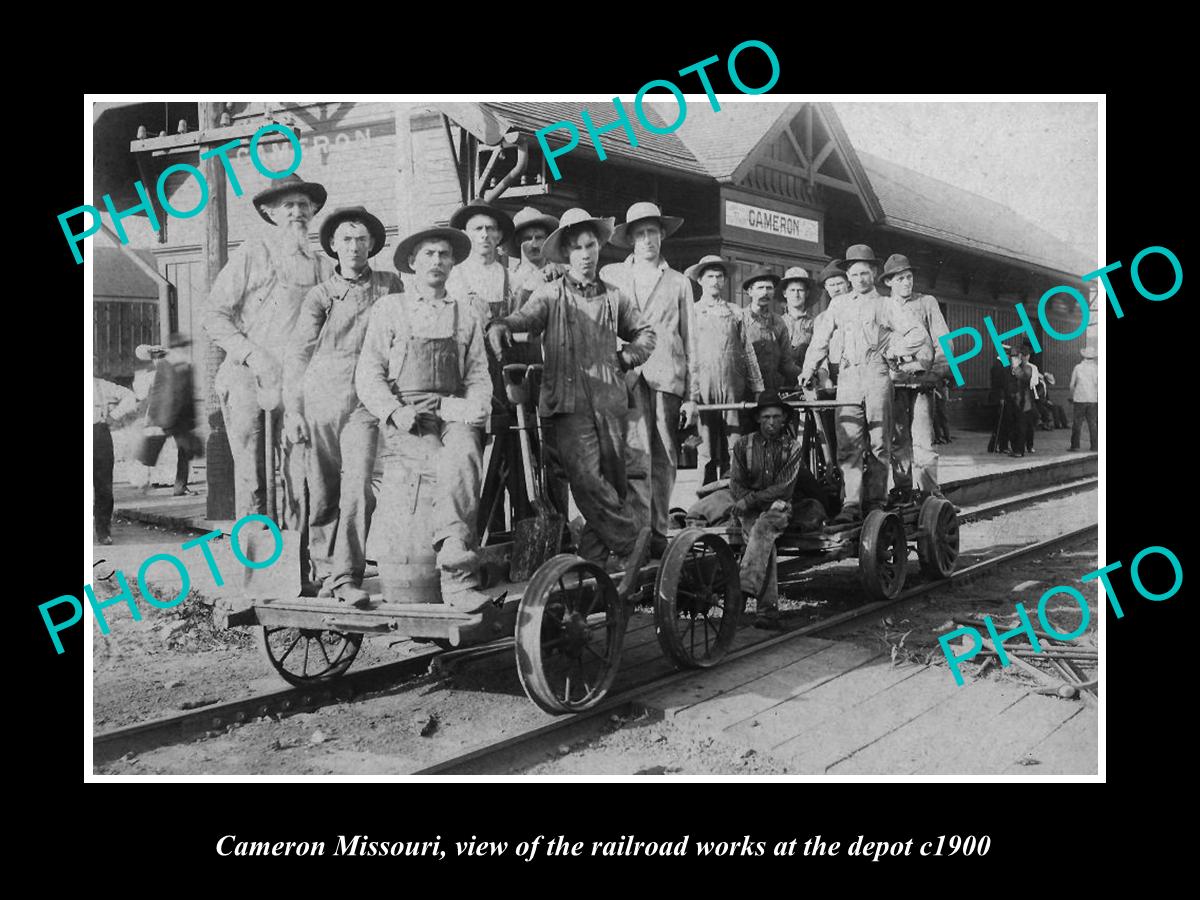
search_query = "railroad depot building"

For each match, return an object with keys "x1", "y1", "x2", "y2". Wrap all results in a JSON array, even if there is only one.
[{"x1": 93, "y1": 101, "x2": 1093, "y2": 432}]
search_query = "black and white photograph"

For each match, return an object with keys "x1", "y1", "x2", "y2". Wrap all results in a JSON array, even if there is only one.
[{"x1": 83, "y1": 96, "x2": 1104, "y2": 778}]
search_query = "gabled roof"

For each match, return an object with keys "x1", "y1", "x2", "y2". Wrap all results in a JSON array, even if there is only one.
[
  {"x1": 483, "y1": 101, "x2": 709, "y2": 177},
  {"x1": 663, "y1": 101, "x2": 795, "y2": 180},
  {"x1": 94, "y1": 247, "x2": 160, "y2": 299},
  {"x1": 857, "y1": 150, "x2": 1093, "y2": 277}
]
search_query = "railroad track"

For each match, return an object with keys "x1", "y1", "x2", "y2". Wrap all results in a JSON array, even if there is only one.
[
  {"x1": 415, "y1": 521, "x2": 1098, "y2": 774},
  {"x1": 92, "y1": 478, "x2": 1097, "y2": 768}
]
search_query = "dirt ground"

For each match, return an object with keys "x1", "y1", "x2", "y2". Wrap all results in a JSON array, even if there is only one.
[{"x1": 93, "y1": 489, "x2": 1097, "y2": 775}]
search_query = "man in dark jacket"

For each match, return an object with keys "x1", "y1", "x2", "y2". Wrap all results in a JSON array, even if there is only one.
[{"x1": 137, "y1": 336, "x2": 200, "y2": 495}]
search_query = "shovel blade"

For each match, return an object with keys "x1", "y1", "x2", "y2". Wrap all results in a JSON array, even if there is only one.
[{"x1": 510, "y1": 513, "x2": 565, "y2": 582}]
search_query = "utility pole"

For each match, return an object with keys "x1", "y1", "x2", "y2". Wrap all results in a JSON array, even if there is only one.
[{"x1": 199, "y1": 101, "x2": 236, "y2": 519}]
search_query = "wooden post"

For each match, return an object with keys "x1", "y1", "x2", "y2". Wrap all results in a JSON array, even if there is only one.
[{"x1": 200, "y1": 101, "x2": 237, "y2": 520}]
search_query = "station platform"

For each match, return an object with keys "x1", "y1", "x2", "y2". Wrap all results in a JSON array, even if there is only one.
[{"x1": 108, "y1": 426, "x2": 1095, "y2": 538}]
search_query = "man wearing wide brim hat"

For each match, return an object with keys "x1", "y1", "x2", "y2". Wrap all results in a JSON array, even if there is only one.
[
  {"x1": 1069, "y1": 345, "x2": 1098, "y2": 452},
  {"x1": 487, "y1": 208, "x2": 657, "y2": 570},
  {"x1": 687, "y1": 255, "x2": 765, "y2": 484},
  {"x1": 879, "y1": 252, "x2": 949, "y2": 500},
  {"x1": 446, "y1": 200, "x2": 517, "y2": 321},
  {"x1": 357, "y1": 224, "x2": 495, "y2": 611},
  {"x1": 205, "y1": 173, "x2": 332, "y2": 545},
  {"x1": 741, "y1": 266, "x2": 801, "y2": 394},
  {"x1": 730, "y1": 390, "x2": 830, "y2": 629},
  {"x1": 780, "y1": 266, "x2": 818, "y2": 374},
  {"x1": 283, "y1": 206, "x2": 403, "y2": 606},
  {"x1": 601, "y1": 201, "x2": 696, "y2": 555},
  {"x1": 798, "y1": 244, "x2": 927, "y2": 523}
]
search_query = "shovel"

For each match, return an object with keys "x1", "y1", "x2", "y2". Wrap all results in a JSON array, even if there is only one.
[{"x1": 504, "y1": 364, "x2": 564, "y2": 582}]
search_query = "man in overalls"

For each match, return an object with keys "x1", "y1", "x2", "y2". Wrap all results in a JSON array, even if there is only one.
[
  {"x1": 205, "y1": 174, "x2": 331, "y2": 534},
  {"x1": 284, "y1": 207, "x2": 403, "y2": 607},
  {"x1": 487, "y1": 209, "x2": 657, "y2": 572},
  {"x1": 879, "y1": 253, "x2": 946, "y2": 501},
  {"x1": 356, "y1": 226, "x2": 494, "y2": 610},
  {"x1": 685, "y1": 255, "x2": 765, "y2": 485},
  {"x1": 742, "y1": 267, "x2": 801, "y2": 394},
  {"x1": 799, "y1": 245, "x2": 926, "y2": 524},
  {"x1": 601, "y1": 201, "x2": 696, "y2": 555},
  {"x1": 780, "y1": 266, "x2": 817, "y2": 371}
]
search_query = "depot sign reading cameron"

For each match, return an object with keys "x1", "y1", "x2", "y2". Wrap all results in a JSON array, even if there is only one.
[{"x1": 725, "y1": 200, "x2": 819, "y2": 243}]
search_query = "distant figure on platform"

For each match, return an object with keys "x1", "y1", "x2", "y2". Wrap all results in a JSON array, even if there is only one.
[
  {"x1": 1019, "y1": 345, "x2": 1042, "y2": 453},
  {"x1": 987, "y1": 347, "x2": 1014, "y2": 454},
  {"x1": 1069, "y1": 346, "x2": 1098, "y2": 452},
  {"x1": 134, "y1": 335, "x2": 200, "y2": 496},
  {"x1": 93, "y1": 361, "x2": 138, "y2": 545},
  {"x1": 1006, "y1": 343, "x2": 1036, "y2": 458}
]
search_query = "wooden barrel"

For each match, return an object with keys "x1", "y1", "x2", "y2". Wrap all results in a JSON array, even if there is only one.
[{"x1": 370, "y1": 459, "x2": 441, "y2": 604}]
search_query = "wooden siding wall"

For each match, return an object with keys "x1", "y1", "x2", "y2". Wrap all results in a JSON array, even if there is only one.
[{"x1": 94, "y1": 298, "x2": 158, "y2": 381}]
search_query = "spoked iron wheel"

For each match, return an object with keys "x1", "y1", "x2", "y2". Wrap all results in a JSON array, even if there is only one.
[
  {"x1": 655, "y1": 529, "x2": 744, "y2": 669},
  {"x1": 858, "y1": 510, "x2": 908, "y2": 601},
  {"x1": 515, "y1": 554, "x2": 626, "y2": 714},
  {"x1": 917, "y1": 496, "x2": 960, "y2": 579},
  {"x1": 258, "y1": 626, "x2": 363, "y2": 687}
]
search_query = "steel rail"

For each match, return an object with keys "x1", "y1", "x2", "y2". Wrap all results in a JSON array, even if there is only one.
[
  {"x1": 413, "y1": 522, "x2": 1098, "y2": 774},
  {"x1": 92, "y1": 484, "x2": 1097, "y2": 769}
]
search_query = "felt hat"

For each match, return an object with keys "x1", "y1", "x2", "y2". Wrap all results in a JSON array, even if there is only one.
[
  {"x1": 685, "y1": 254, "x2": 731, "y2": 281},
  {"x1": 753, "y1": 389, "x2": 794, "y2": 421},
  {"x1": 880, "y1": 253, "x2": 916, "y2": 282},
  {"x1": 508, "y1": 206, "x2": 559, "y2": 253},
  {"x1": 842, "y1": 244, "x2": 882, "y2": 267},
  {"x1": 449, "y1": 200, "x2": 515, "y2": 247},
  {"x1": 393, "y1": 226, "x2": 471, "y2": 274},
  {"x1": 780, "y1": 266, "x2": 813, "y2": 288},
  {"x1": 252, "y1": 174, "x2": 327, "y2": 225},
  {"x1": 319, "y1": 206, "x2": 387, "y2": 259},
  {"x1": 542, "y1": 208, "x2": 616, "y2": 264},
  {"x1": 791, "y1": 498, "x2": 826, "y2": 532},
  {"x1": 1080, "y1": 346, "x2": 1098, "y2": 359},
  {"x1": 816, "y1": 260, "x2": 847, "y2": 284},
  {"x1": 134, "y1": 344, "x2": 165, "y2": 361},
  {"x1": 610, "y1": 201, "x2": 684, "y2": 249},
  {"x1": 742, "y1": 265, "x2": 780, "y2": 292}
]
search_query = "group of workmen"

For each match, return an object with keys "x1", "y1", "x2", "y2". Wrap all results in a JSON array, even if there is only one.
[{"x1": 197, "y1": 172, "x2": 952, "y2": 620}]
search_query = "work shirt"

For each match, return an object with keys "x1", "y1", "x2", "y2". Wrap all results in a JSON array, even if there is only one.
[
  {"x1": 510, "y1": 257, "x2": 565, "y2": 313},
  {"x1": 284, "y1": 267, "x2": 404, "y2": 412},
  {"x1": 889, "y1": 292, "x2": 948, "y2": 373},
  {"x1": 600, "y1": 257, "x2": 692, "y2": 399},
  {"x1": 784, "y1": 308, "x2": 817, "y2": 369},
  {"x1": 446, "y1": 256, "x2": 512, "y2": 322},
  {"x1": 204, "y1": 235, "x2": 331, "y2": 365},
  {"x1": 93, "y1": 377, "x2": 137, "y2": 425},
  {"x1": 496, "y1": 271, "x2": 656, "y2": 417},
  {"x1": 801, "y1": 288, "x2": 926, "y2": 377},
  {"x1": 743, "y1": 306, "x2": 801, "y2": 393},
  {"x1": 355, "y1": 290, "x2": 491, "y2": 427},
  {"x1": 689, "y1": 297, "x2": 764, "y2": 404},
  {"x1": 1070, "y1": 359, "x2": 1098, "y2": 403},
  {"x1": 729, "y1": 431, "x2": 805, "y2": 514}
]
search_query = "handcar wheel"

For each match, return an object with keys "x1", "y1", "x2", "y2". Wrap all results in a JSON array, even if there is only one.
[
  {"x1": 858, "y1": 510, "x2": 908, "y2": 601},
  {"x1": 515, "y1": 554, "x2": 626, "y2": 714},
  {"x1": 258, "y1": 626, "x2": 363, "y2": 687},
  {"x1": 917, "y1": 497, "x2": 960, "y2": 579},
  {"x1": 655, "y1": 528, "x2": 744, "y2": 669}
]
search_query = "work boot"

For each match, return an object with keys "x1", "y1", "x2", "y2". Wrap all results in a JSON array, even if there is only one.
[
  {"x1": 649, "y1": 533, "x2": 669, "y2": 559},
  {"x1": 441, "y1": 584, "x2": 495, "y2": 614},
  {"x1": 333, "y1": 583, "x2": 372, "y2": 609},
  {"x1": 437, "y1": 537, "x2": 478, "y2": 572},
  {"x1": 832, "y1": 503, "x2": 861, "y2": 525}
]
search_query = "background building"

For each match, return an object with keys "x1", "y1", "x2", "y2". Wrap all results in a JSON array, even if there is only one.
[{"x1": 91, "y1": 101, "x2": 1095, "y2": 501}]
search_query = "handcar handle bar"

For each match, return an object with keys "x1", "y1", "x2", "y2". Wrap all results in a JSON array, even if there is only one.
[{"x1": 696, "y1": 400, "x2": 865, "y2": 412}]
